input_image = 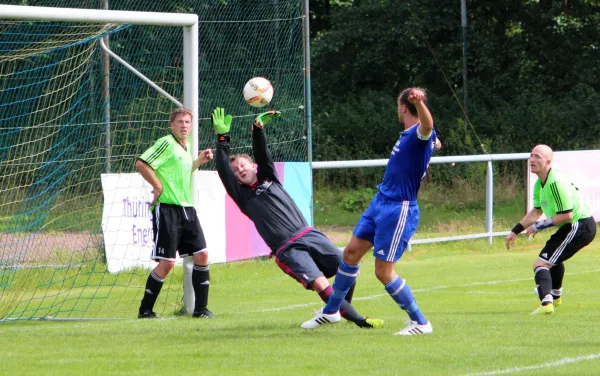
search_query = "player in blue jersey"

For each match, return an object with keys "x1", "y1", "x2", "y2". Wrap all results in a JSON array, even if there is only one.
[{"x1": 302, "y1": 88, "x2": 440, "y2": 335}]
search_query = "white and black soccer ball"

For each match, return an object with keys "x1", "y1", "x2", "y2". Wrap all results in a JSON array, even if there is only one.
[{"x1": 243, "y1": 77, "x2": 274, "y2": 108}]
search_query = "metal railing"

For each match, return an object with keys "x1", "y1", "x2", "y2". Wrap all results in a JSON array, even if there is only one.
[{"x1": 312, "y1": 153, "x2": 531, "y2": 245}]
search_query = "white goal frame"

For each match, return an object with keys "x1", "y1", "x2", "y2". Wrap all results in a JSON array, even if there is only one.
[{"x1": 0, "y1": 5, "x2": 199, "y2": 314}]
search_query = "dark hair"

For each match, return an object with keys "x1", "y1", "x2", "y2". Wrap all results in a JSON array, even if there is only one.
[
  {"x1": 397, "y1": 87, "x2": 427, "y2": 117},
  {"x1": 169, "y1": 107, "x2": 193, "y2": 123}
]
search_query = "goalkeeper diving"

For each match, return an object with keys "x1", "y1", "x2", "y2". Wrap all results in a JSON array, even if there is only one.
[{"x1": 212, "y1": 107, "x2": 383, "y2": 329}]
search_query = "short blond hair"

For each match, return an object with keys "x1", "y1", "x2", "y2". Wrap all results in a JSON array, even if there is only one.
[
  {"x1": 229, "y1": 154, "x2": 253, "y2": 164},
  {"x1": 169, "y1": 107, "x2": 193, "y2": 123}
]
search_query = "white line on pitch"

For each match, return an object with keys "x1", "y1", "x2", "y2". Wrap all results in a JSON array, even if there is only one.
[
  {"x1": 250, "y1": 268, "x2": 600, "y2": 313},
  {"x1": 463, "y1": 353, "x2": 600, "y2": 376}
]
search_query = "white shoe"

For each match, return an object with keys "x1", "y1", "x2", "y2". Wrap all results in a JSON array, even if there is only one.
[
  {"x1": 394, "y1": 320, "x2": 433, "y2": 336},
  {"x1": 301, "y1": 310, "x2": 341, "y2": 329}
]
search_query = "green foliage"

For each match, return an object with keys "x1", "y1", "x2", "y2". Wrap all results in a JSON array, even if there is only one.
[
  {"x1": 314, "y1": 174, "x2": 525, "y2": 235},
  {"x1": 313, "y1": 90, "x2": 399, "y2": 160},
  {"x1": 310, "y1": 0, "x2": 600, "y2": 188},
  {"x1": 312, "y1": 90, "x2": 397, "y2": 188},
  {"x1": 339, "y1": 187, "x2": 376, "y2": 212}
]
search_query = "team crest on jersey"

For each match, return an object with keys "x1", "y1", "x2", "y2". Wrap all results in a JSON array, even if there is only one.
[{"x1": 255, "y1": 181, "x2": 272, "y2": 196}]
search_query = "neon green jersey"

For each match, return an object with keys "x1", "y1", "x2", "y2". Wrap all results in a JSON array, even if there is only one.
[
  {"x1": 139, "y1": 134, "x2": 193, "y2": 207},
  {"x1": 533, "y1": 169, "x2": 591, "y2": 227}
]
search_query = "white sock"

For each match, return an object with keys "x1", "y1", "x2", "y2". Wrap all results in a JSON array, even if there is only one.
[{"x1": 542, "y1": 294, "x2": 553, "y2": 304}]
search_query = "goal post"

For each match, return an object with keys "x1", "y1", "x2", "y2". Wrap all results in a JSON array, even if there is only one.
[
  {"x1": 0, "y1": 1, "x2": 309, "y2": 321},
  {"x1": 0, "y1": 4, "x2": 199, "y2": 319}
]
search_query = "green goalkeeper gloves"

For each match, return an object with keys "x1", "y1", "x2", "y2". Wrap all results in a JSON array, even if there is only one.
[
  {"x1": 212, "y1": 107, "x2": 232, "y2": 135},
  {"x1": 253, "y1": 110, "x2": 281, "y2": 130},
  {"x1": 212, "y1": 108, "x2": 280, "y2": 141}
]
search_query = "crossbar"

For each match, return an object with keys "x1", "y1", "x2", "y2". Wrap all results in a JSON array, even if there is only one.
[{"x1": 0, "y1": 5, "x2": 197, "y2": 26}]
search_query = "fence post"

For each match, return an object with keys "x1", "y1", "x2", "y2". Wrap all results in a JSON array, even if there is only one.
[{"x1": 485, "y1": 161, "x2": 493, "y2": 244}]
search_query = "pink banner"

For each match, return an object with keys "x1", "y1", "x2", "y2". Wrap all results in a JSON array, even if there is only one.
[{"x1": 225, "y1": 163, "x2": 286, "y2": 262}]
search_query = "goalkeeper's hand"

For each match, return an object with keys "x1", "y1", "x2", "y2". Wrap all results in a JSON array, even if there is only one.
[
  {"x1": 212, "y1": 107, "x2": 232, "y2": 135},
  {"x1": 253, "y1": 110, "x2": 281, "y2": 130}
]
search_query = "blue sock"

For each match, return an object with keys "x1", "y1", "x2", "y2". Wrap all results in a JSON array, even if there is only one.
[
  {"x1": 385, "y1": 276, "x2": 427, "y2": 325},
  {"x1": 323, "y1": 261, "x2": 360, "y2": 314}
]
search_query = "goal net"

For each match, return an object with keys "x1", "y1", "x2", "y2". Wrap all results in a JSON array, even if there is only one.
[{"x1": 0, "y1": 1, "x2": 306, "y2": 320}]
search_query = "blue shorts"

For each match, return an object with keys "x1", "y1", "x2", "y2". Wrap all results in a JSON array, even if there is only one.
[{"x1": 353, "y1": 193, "x2": 419, "y2": 262}]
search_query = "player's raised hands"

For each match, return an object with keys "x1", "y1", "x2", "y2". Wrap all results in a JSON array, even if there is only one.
[
  {"x1": 407, "y1": 88, "x2": 426, "y2": 104},
  {"x1": 193, "y1": 148, "x2": 214, "y2": 170},
  {"x1": 253, "y1": 110, "x2": 281, "y2": 130},
  {"x1": 199, "y1": 148, "x2": 213, "y2": 163},
  {"x1": 212, "y1": 107, "x2": 232, "y2": 135}
]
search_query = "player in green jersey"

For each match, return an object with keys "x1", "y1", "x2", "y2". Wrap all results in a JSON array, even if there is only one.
[
  {"x1": 505, "y1": 144, "x2": 596, "y2": 315},
  {"x1": 136, "y1": 107, "x2": 215, "y2": 319}
]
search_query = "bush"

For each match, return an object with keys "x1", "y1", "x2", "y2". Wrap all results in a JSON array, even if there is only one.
[{"x1": 339, "y1": 188, "x2": 377, "y2": 212}]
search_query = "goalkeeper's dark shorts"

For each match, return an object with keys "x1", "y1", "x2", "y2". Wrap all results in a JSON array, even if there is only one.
[
  {"x1": 151, "y1": 203, "x2": 207, "y2": 261},
  {"x1": 273, "y1": 227, "x2": 342, "y2": 290},
  {"x1": 538, "y1": 217, "x2": 596, "y2": 265}
]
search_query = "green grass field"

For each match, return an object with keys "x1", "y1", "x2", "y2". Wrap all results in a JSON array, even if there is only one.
[{"x1": 2, "y1": 232, "x2": 600, "y2": 375}]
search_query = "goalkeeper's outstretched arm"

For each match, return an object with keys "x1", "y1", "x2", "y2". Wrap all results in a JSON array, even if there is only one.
[
  {"x1": 251, "y1": 111, "x2": 281, "y2": 183},
  {"x1": 212, "y1": 107, "x2": 243, "y2": 202},
  {"x1": 252, "y1": 125, "x2": 278, "y2": 183},
  {"x1": 215, "y1": 140, "x2": 243, "y2": 203}
]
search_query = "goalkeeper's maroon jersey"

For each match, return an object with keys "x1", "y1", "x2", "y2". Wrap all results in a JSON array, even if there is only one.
[{"x1": 215, "y1": 127, "x2": 309, "y2": 252}]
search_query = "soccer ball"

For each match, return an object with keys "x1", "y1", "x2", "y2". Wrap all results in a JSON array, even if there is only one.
[{"x1": 243, "y1": 77, "x2": 274, "y2": 108}]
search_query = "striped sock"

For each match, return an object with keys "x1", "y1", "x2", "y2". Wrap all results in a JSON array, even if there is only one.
[
  {"x1": 323, "y1": 261, "x2": 360, "y2": 314},
  {"x1": 551, "y1": 288, "x2": 563, "y2": 300},
  {"x1": 385, "y1": 275, "x2": 427, "y2": 325},
  {"x1": 192, "y1": 264, "x2": 210, "y2": 313},
  {"x1": 139, "y1": 269, "x2": 164, "y2": 313},
  {"x1": 534, "y1": 266, "x2": 552, "y2": 303},
  {"x1": 318, "y1": 286, "x2": 365, "y2": 325},
  {"x1": 550, "y1": 263, "x2": 565, "y2": 292}
]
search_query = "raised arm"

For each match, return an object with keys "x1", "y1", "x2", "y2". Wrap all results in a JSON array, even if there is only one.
[
  {"x1": 192, "y1": 148, "x2": 214, "y2": 171},
  {"x1": 252, "y1": 127, "x2": 277, "y2": 183},
  {"x1": 251, "y1": 111, "x2": 282, "y2": 182},
  {"x1": 215, "y1": 140, "x2": 243, "y2": 202},
  {"x1": 212, "y1": 107, "x2": 243, "y2": 202},
  {"x1": 408, "y1": 89, "x2": 434, "y2": 139}
]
